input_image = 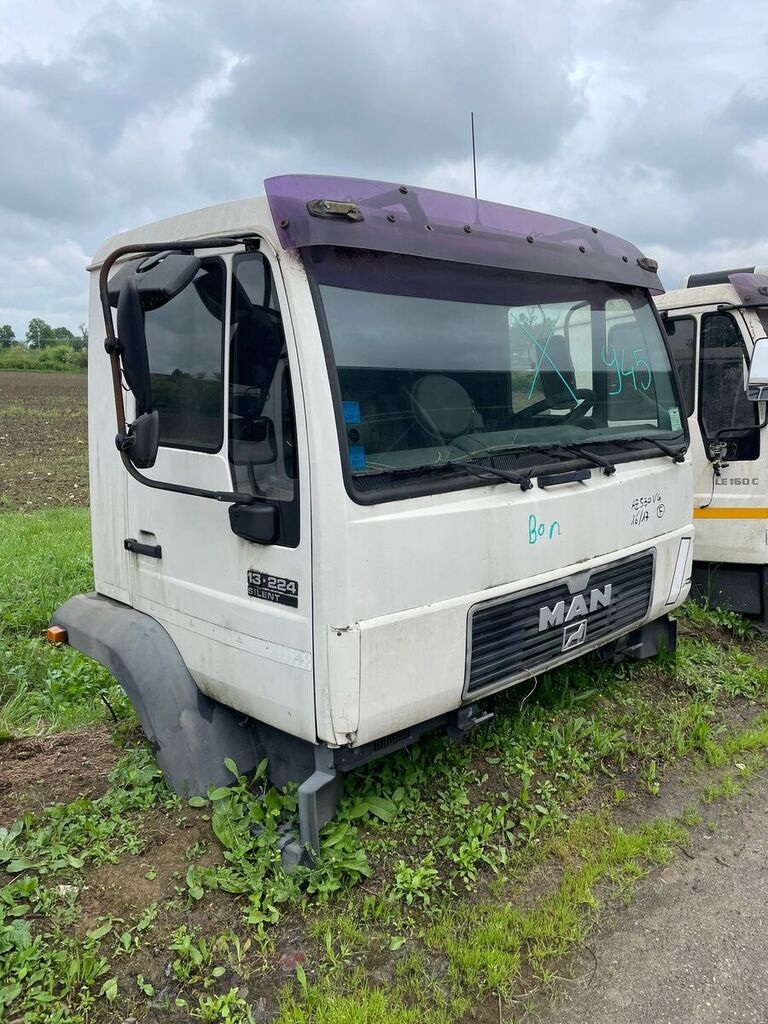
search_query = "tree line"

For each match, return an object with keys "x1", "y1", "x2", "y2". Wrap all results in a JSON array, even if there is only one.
[{"x1": 0, "y1": 318, "x2": 88, "y2": 351}]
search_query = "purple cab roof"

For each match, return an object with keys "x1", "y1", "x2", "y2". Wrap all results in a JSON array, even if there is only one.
[
  {"x1": 729, "y1": 272, "x2": 768, "y2": 307},
  {"x1": 265, "y1": 174, "x2": 662, "y2": 292}
]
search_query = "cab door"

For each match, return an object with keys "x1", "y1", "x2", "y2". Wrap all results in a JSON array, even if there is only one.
[
  {"x1": 123, "y1": 245, "x2": 316, "y2": 742},
  {"x1": 666, "y1": 309, "x2": 765, "y2": 569}
]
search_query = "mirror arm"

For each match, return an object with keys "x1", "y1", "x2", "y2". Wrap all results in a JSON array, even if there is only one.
[
  {"x1": 99, "y1": 234, "x2": 261, "y2": 505},
  {"x1": 119, "y1": 451, "x2": 256, "y2": 505}
]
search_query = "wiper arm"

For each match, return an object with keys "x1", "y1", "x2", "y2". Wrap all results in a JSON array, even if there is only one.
[
  {"x1": 526, "y1": 442, "x2": 616, "y2": 476},
  {"x1": 359, "y1": 456, "x2": 534, "y2": 489},
  {"x1": 613, "y1": 436, "x2": 687, "y2": 463},
  {"x1": 563, "y1": 444, "x2": 616, "y2": 475},
  {"x1": 453, "y1": 460, "x2": 534, "y2": 491}
]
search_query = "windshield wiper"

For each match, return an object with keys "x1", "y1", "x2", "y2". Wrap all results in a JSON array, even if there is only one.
[
  {"x1": 611, "y1": 436, "x2": 687, "y2": 463},
  {"x1": 357, "y1": 457, "x2": 534, "y2": 490},
  {"x1": 525, "y1": 443, "x2": 616, "y2": 476},
  {"x1": 452, "y1": 460, "x2": 534, "y2": 491}
]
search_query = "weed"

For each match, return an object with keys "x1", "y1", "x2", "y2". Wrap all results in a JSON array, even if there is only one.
[
  {"x1": 389, "y1": 853, "x2": 441, "y2": 910},
  {"x1": 681, "y1": 599, "x2": 755, "y2": 641},
  {"x1": 641, "y1": 759, "x2": 661, "y2": 796},
  {"x1": 0, "y1": 746, "x2": 170, "y2": 878},
  {"x1": 185, "y1": 759, "x2": 369, "y2": 930},
  {"x1": 192, "y1": 987, "x2": 255, "y2": 1023}
]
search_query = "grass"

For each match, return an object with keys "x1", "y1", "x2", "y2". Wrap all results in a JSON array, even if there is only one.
[
  {"x1": 0, "y1": 509, "x2": 130, "y2": 737},
  {"x1": 4, "y1": 506, "x2": 768, "y2": 1021}
]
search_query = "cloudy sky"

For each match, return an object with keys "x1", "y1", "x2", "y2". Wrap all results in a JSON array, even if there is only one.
[{"x1": 1, "y1": 0, "x2": 766, "y2": 338}]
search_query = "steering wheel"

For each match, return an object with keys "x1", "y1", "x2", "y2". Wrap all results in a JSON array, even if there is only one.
[{"x1": 523, "y1": 388, "x2": 596, "y2": 425}]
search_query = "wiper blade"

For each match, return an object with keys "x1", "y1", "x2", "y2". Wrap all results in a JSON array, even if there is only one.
[
  {"x1": 525, "y1": 442, "x2": 615, "y2": 476},
  {"x1": 452, "y1": 460, "x2": 534, "y2": 491},
  {"x1": 357, "y1": 457, "x2": 533, "y2": 489},
  {"x1": 612, "y1": 436, "x2": 687, "y2": 463}
]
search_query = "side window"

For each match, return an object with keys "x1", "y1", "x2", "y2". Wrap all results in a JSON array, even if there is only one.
[
  {"x1": 699, "y1": 311, "x2": 759, "y2": 460},
  {"x1": 144, "y1": 259, "x2": 225, "y2": 451},
  {"x1": 662, "y1": 316, "x2": 696, "y2": 418},
  {"x1": 229, "y1": 253, "x2": 299, "y2": 547}
]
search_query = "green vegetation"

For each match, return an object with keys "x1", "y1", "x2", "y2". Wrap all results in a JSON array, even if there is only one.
[
  {"x1": 0, "y1": 345, "x2": 87, "y2": 372},
  {"x1": 0, "y1": 319, "x2": 87, "y2": 372},
  {"x1": 0, "y1": 510, "x2": 130, "y2": 736},
  {"x1": 3, "y1": 507, "x2": 768, "y2": 1021}
]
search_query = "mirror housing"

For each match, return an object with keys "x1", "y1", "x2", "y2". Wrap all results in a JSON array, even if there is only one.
[
  {"x1": 747, "y1": 337, "x2": 768, "y2": 401},
  {"x1": 113, "y1": 252, "x2": 202, "y2": 416},
  {"x1": 230, "y1": 416, "x2": 278, "y2": 466},
  {"x1": 116, "y1": 276, "x2": 152, "y2": 414},
  {"x1": 229, "y1": 502, "x2": 278, "y2": 544},
  {"x1": 124, "y1": 411, "x2": 160, "y2": 469}
]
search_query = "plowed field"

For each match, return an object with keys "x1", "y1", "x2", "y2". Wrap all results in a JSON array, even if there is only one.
[{"x1": 0, "y1": 370, "x2": 88, "y2": 511}]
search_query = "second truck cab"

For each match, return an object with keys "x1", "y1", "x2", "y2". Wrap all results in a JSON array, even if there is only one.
[{"x1": 657, "y1": 268, "x2": 768, "y2": 622}]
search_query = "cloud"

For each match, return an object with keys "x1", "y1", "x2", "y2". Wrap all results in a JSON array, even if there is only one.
[
  {"x1": 0, "y1": 239, "x2": 90, "y2": 335},
  {"x1": 0, "y1": 0, "x2": 767, "y2": 335}
]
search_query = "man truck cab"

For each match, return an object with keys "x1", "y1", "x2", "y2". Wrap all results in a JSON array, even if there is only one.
[
  {"x1": 53, "y1": 175, "x2": 694, "y2": 855},
  {"x1": 656, "y1": 268, "x2": 768, "y2": 624}
]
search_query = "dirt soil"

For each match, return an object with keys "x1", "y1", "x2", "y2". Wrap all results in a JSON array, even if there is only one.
[
  {"x1": 0, "y1": 370, "x2": 88, "y2": 511},
  {"x1": 527, "y1": 784, "x2": 768, "y2": 1024},
  {"x1": 0, "y1": 725, "x2": 119, "y2": 826}
]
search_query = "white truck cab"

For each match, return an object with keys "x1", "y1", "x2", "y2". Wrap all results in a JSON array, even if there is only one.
[
  {"x1": 53, "y1": 175, "x2": 694, "y2": 855},
  {"x1": 656, "y1": 269, "x2": 768, "y2": 624}
]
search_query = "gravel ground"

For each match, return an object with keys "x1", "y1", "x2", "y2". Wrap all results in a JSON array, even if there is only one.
[{"x1": 533, "y1": 788, "x2": 768, "y2": 1024}]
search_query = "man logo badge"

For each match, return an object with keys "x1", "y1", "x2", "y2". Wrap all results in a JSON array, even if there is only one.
[
  {"x1": 538, "y1": 585, "x2": 612, "y2": 632},
  {"x1": 537, "y1": 584, "x2": 612, "y2": 654},
  {"x1": 562, "y1": 619, "x2": 588, "y2": 652}
]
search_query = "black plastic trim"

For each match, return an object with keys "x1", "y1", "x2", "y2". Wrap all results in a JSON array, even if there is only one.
[{"x1": 538, "y1": 468, "x2": 591, "y2": 487}]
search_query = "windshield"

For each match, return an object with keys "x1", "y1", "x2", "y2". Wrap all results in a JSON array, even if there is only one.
[{"x1": 308, "y1": 248, "x2": 684, "y2": 492}]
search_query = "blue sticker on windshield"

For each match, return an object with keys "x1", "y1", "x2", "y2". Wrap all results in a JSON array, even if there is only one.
[
  {"x1": 342, "y1": 400, "x2": 361, "y2": 424},
  {"x1": 349, "y1": 445, "x2": 367, "y2": 470}
]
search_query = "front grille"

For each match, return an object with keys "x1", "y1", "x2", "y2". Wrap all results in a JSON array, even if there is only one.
[{"x1": 465, "y1": 551, "x2": 655, "y2": 696}]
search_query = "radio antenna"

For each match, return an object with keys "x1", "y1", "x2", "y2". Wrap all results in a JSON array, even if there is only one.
[{"x1": 471, "y1": 111, "x2": 478, "y2": 199}]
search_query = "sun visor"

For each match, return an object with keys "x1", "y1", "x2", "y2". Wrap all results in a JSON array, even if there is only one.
[
  {"x1": 265, "y1": 174, "x2": 662, "y2": 291},
  {"x1": 729, "y1": 272, "x2": 768, "y2": 307}
]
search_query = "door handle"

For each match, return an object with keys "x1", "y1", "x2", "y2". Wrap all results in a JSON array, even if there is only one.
[{"x1": 124, "y1": 538, "x2": 162, "y2": 559}]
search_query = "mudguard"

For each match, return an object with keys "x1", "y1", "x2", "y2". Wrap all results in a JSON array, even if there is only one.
[{"x1": 51, "y1": 592, "x2": 314, "y2": 796}]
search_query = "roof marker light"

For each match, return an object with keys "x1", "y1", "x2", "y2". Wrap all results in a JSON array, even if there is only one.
[
  {"x1": 638, "y1": 256, "x2": 659, "y2": 273},
  {"x1": 306, "y1": 199, "x2": 363, "y2": 222}
]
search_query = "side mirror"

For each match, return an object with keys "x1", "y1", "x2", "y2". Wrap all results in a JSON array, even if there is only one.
[
  {"x1": 123, "y1": 411, "x2": 160, "y2": 469},
  {"x1": 112, "y1": 252, "x2": 201, "y2": 466},
  {"x1": 747, "y1": 337, "x2": 768, "y2": 401},
  {"x1": 230, "y1": 415, "x2": 278, "y2": 466}
]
